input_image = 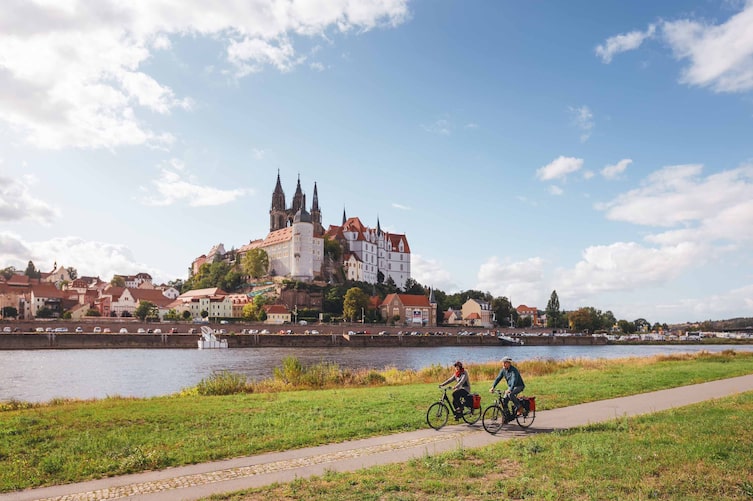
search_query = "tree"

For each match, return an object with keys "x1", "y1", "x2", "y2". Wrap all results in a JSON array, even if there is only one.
[
  {"x1": 85, "y1": 308, "x2": 101, "y2": 317},
  {"x1": 182, "y1": 310, "x2": 192, "y2": 320},
  {"x1": 25, "y1": 261, "x2": 41, "y2": 279},
  {"x1": 403, "y1": 278, "x2": 425, "y2": 295},
  {"x1": 492, "y1": 296, "x2": 515, "y2": 327},
  {"x1": 545, "y1": 290, "x2": 562, "y2": 328},
  {"x1": 242, "y1": 249, "x2": 269, "y2": 279},
  {"x1": 0, "y1": 267, "x2": 16, "y2": 280},
  {"x1": 343, "y1": 287, "x2": 369, "y2": 322},
  {"x1": 1, "y1": 306, "x2": 18, "y2": 318},
  {"x1": 110, "y1": 275, "x2": 125, "y2": 287},
  {"x1": 66, "y1": 267, "x2": 78, "y2": 280},
  {"x1": 134, "y1": 301, "x2": 157, "y2": 321},
  {"x1": 617, "y1": 319, "x2": 636, "y2": 334},
  {"x1": 243, "y1": 295, "x2": 272, "y2": 321}
]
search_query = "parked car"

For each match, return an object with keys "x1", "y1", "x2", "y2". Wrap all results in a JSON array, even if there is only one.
[
  {"x1": 169, "y1": 328, "x2": 178, "y2": 333},
  {"x1": 2, "y1": 327, "x2": 11, "y2": 333},
  {"x1": 119, "y1": 328, "x2": 128, "y2": 333},
  {"x1": 153, "y1": 328, "x2": 162, "y2": 334},
  {"x1": 35, "y1": 327, "x2": 45, "y2": 332},
  {"x1": 75, "y1": 326, "x2": 83, "y2": 333},
  {"x1": 137, "y1": 328, "x2": 146, "y2": 333},
  {"x1": 93, "y1": 326, "x2": 102, "y2": 333},
  {"x1": 103, "y1": 327, "x2": 111, "y2": 333}
]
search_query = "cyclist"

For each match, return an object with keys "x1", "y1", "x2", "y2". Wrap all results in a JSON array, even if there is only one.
[
  {"x1": 439, "y1": 361, "x2": 471, "y2": 419},
  {"x1": 490, "y1": 356, "x2": 525, "y2": 416}
]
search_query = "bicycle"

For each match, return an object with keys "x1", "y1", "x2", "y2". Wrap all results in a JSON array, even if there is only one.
[
  {"x1": 426, "y1": 386, "x2": 481, "y2": 430},
  {"x1": 481, "y1": 390, "x2": 536, "y2": 434}
]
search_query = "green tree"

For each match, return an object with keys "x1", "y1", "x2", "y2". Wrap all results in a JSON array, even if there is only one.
[
  {"x1": 85, "y1": 308, "x2": 101, "y2": 317},
  {"x1": 182, "y1": 310, "x2": 192, "y2": 320},
  {"x1": 36, "y1": 307, "x2": 54, "y2": 318},
  {"x1": 0, "y1": 267, "x2": 16, "y2": 280},
  {"x1": 164, "y1": 309, "x2": 181, "y2": 321},
  {"x1": 243, "y1": 295, "x2": 272, "y2": 321},
  {"x1": 617, "y1": 319, "x2": 636, "y2": 334},
  {"x1": 242, "y1": 249, "x2": 269, "y2": 279},
  {"x1": 343, "y1": 287, "x2": 369, "y2": 322},
  {"x1": 402, "y1": 278, "x2": 425, "y2": 295},
  {"x1": 545, "y1": 290, "x2": 562, "y2": 328},
  {"x1": 492, "y1": 296, "x2": 515, "y2": 327},
  {"x1": 134, "y1": 301, "x2": 156, "y2": 321},
  {"x1": 24, "y1": 261, "x2": 41, "y2": 279},
  {"x1": 110, "y1": 275, "x2": 125, "y2": 287},
  {"x1": 1, "y1": 306, "x2": 18, "y2": 318},
  {"x1": 66, "y1": 267, "x2": 78, "y2": 280}
]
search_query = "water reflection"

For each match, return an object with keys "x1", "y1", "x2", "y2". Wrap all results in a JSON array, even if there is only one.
[{"x1": 1, "y1": 344, "x2": 751, "y2": 403}]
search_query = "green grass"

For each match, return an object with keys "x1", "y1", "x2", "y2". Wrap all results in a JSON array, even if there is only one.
[
  {"x1": 222, "y1": 392, "x2": 753, "y2": 500},
  {"x1": 1, "y1": 351, "x2": 752, "y2": 493}
]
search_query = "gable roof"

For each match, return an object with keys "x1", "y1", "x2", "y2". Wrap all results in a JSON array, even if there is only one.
[{"x1": 380, "y1": 293, "x2": 431, "y2": 308}]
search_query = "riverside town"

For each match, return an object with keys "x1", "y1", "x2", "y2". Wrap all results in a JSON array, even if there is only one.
[{"x1": 1, "y1": 173, "x2": 752, "y2": 348}]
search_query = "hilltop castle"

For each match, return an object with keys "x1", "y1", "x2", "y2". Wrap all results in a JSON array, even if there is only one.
[{"x1": 192, "y1": 173, "x2": 411, "y2": 287}]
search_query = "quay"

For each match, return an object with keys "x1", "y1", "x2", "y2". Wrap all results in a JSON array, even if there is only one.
[{"x1": 0, "y1": 331, "x2": 608, "y2": 349}]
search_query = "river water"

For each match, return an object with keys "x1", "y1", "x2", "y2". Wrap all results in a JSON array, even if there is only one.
[{"x1": 2, "y1": 344, "x2": 751, "y2": 403}]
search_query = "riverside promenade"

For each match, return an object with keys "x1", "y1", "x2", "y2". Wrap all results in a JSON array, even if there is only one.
[{"x1": 4, "y1": 374, "x2": 753, "y2": 501}]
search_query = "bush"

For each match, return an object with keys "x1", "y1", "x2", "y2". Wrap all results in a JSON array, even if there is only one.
[{"x1": 195, "y1": 371, "x2": 250, "y2": 396}]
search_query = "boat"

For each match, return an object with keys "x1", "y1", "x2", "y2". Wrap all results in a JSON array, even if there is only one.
[
  {"x1": 198, "y1": 326, "x2": 228, "y2": 349},
  {"x1": 497, "y1": 334, "x2": 524, "y2": 346}
]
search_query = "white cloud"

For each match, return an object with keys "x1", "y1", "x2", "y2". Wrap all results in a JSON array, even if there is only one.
[
  {"x1": 0, "y1": 173, "x2": 60, "y2": 224},
  {"x1": 568, "y1": 105, "x2": 594, "y2": 142},
  {"x1": 556, "y1": 241, "x2": 707, "y2": 299},
  {"x1": 595, "y1": 24, "x2": 656, "y2": 63},
  {"x1": 536, "y1": 156, "x2": 584, "y2": 181},
  {"x1": 411, "y1": 254, "x2": 457, "y2": 292},
  {"x1": 475, "y1": 256, "x2": 545, "y2": 305},
  {"x1": 392, "y1": 203, "x2": 411, "y2": 210},
  {"x1": 0, "y1": 233, "x2": 173, "y2": 283},
  {"x1": 0, "y1": 1, "x2": 410, "y2": 150},
  {"x1": 139, "y1": 160, "x2": 249, "y2": 207},
  {"x1": 663, "y1": 3, "x2": 753, "y2": 92},
  {"x1": 422, "y1": 118, "x2": 451, "y2": 136},
  {"x1": 548, "y1": 185, "x2": 564, "y2": 195},
  {"x1": 601, "y1": 158, "x2": 632, "y2": 179}
]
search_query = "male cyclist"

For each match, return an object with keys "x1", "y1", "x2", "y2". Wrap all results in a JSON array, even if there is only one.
[
  {"x1": 440, "y1": 361, "x2": 471, "y2": 419},
  {"x1": 490, "y1": 356, "x2": 525, "y2": 416}
]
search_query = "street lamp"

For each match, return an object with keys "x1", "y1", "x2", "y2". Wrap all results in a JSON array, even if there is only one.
[{"x1": 361, "y1": 307, "x2": 365, "y2": 324}]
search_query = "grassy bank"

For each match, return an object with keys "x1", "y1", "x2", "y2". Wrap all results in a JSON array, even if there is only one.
[
  {"x1": 219, "y1": 392, "x2": 753, "y2": 500},
  {"x1": 1, "y1": 351, "x2": 752, "y2": 493}
]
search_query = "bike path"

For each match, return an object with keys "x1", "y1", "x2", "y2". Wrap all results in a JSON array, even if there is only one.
[{"x1": 5, "y1": 374, "x2": 753, "y2": 501}]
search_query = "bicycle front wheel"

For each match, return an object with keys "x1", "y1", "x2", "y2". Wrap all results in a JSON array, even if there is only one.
[
  {"x1": 516, "y1": 407, "x2": 535, "y2": 428},
  {"x1": 482, "y1": 405, "x2": 504, "y2": 434},
  {"x1": 462, "y1": 405, "x2": 481, "y2": 425},
  {"x1": 426, "y1": 402, "x2": 449, "y2": 430}
]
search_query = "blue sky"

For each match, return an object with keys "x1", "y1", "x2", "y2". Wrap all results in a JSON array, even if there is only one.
[{"x1": 1, "y1": 0, "x2": 753, "y2": 325}]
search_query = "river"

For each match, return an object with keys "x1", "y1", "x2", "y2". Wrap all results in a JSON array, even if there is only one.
[{"x1": 2, "y1": 344, "x2": 751, "y2": 403}]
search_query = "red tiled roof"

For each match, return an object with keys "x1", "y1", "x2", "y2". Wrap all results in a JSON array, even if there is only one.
[{"x1": 381, "y1": 293, "x2": 430, "y2": 308}]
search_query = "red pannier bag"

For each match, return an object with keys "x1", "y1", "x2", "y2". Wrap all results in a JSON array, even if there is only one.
[{"x1": 472, "y1": 393, "x2": 481, "y2": 409}]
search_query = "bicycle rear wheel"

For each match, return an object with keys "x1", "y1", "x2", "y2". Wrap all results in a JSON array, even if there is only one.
[
  {"x1": 462, "y1": 405, "x2": 481, "y2": 425},
  {"x1": 426, "y1": 402, "x2": 449, "y2": 430},
  {"x1": 515, "y1": 408, "x2": 535, "y2": 428},
  {"x1": 482, "y1": 405, "x2": 504, "y2": 434}
]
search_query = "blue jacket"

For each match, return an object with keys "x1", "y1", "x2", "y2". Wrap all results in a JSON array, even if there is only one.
[{"x1": 492, "y1": 365, "x2": 524, "y2": 391}]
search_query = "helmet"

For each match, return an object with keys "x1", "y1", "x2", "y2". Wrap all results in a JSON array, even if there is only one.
[{"x1": 501, "y1": 356, "x2": 512, "y2": 363}]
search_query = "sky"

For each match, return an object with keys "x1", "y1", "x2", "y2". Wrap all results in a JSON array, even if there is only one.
[{"x1": 1, "y1": 0, "x2": 753, "y2": 325}]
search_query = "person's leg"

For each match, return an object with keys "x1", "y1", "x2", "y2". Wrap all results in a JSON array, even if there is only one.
[{"x1": 510, "y1": 386, "x2": 524, "y2": 412}]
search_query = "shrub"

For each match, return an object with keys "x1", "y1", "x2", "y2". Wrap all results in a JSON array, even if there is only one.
[{"x1": 195, "y1": 371, "x2": 250, "y2": 396}]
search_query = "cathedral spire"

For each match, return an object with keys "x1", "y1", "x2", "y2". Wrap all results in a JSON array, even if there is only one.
[{"x1": 342, "y1": 207, "x2": 347, "y2": 225}]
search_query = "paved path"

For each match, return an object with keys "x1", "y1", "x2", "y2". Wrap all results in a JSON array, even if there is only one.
[{"x1": 5, "y1": 374, "x2": 753, "y2": 501}]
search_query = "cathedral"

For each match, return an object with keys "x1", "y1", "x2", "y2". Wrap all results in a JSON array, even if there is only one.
[{"x1": 269, "y1": 172, "x2": 324, "y2": 236}]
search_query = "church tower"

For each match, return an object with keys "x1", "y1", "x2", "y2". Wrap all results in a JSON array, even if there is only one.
[
  {"x1": 270, "y1": 170, "x2": 287, "y2": 232},
  {"x1": 310, "y1": 182, "x2": 323, "y2": 236}
]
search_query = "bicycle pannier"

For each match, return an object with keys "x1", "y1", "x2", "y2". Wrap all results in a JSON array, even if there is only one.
[{"x1": 472, "y1": 393, "x2": 481, "y2": 409}]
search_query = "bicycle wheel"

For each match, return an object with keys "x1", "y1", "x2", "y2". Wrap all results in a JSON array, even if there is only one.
[
  {"x1": 482, "y1": 405, "x2": 504, "y2": 434},
  {"x1": 515, "y1": 407, "x2": 535, "y2": 428},
  {"x1": 462, "y1": 405, "x2": 481, "y2": 425},
  {"x1": 426, "y1": 402, "x2": 449, "y2": 430}
]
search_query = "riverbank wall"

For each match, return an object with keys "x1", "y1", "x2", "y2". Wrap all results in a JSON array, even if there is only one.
[{"x1": 0, "y1": 332, "x2": 609, "y2": 349}]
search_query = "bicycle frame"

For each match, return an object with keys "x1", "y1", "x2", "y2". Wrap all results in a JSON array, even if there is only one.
[
  {"x1": 481, "y1": 389, "x2": 535, "y2": 434},
  {"x1": 426, "y1": 387, "x2": 481, "y2": 430}
]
